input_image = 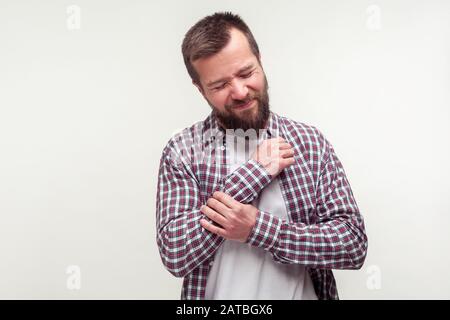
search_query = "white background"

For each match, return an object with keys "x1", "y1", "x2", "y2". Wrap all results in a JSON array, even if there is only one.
[{"x1": 0, "y1": 0, "x2": 449, "y2": 299}]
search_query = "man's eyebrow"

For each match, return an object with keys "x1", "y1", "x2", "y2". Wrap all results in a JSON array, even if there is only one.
[{"x1": 206, "y1": 64, "x2": 255, "y2": 88}]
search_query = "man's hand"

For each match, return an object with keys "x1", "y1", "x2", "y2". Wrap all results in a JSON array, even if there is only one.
[
  {"x1": 251, "y1": 137, "x2": 295, "y2": 177},
  {"x1": 200, "y1": 191, "x2": 259, "y2": 242}
]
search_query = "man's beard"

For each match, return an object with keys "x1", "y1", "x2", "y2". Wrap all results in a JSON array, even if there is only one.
[{"x1": 210, "y1": 76, "x2": 270, "y2": 132}]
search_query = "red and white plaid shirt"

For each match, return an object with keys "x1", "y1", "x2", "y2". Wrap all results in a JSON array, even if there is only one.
[{"x1": 156, "y1": 111, "x2": 368, "y2": 300}]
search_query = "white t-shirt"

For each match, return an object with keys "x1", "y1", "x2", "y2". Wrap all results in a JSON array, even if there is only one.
[{"x1": 205, "y1": 131, "x2": 318, "y2": 300}]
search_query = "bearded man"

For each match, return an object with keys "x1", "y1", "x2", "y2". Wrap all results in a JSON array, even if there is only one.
[{"x1": 156, "y1": 12, "x2": 368, "y2": 300}]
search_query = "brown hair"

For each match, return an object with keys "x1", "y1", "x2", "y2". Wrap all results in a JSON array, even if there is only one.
[{"x1": 181, "y1": 12, "x2": 260, "y2": 86}]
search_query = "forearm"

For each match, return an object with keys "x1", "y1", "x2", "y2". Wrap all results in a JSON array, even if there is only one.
[
  {"x1": 219, "y1": 158, "x2": 273, "y2": 203},
  {"x1": 246, "y1": 210, "x2": 368, "y2": 269},
  {"x1": 157, "y1": 157, "x2": 273, "y2": 277}
]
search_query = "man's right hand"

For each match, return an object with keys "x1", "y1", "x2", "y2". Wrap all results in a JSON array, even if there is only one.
[{"x1": 251, "y1": 137, "x2": 295, "y2": 177}]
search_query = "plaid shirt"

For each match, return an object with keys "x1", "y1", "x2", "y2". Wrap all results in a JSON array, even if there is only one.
[{"x1": 156, "y1": 111, "x2": 368, "y2": 300}]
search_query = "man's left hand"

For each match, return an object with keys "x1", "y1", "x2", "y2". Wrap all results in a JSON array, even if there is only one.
[{"x1": 200, "y1": 191, "x2": 258, "y2": 242}]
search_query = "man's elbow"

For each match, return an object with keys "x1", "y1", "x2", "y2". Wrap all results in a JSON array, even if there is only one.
[
  {"x1": 165, "y1": 265, "x2": 188, "y2": 278},
  {"x1": 349, "y1": 238, "x2": 368, "y2": 270},
  {"x1": 157, "y1": 237, "x2": 189, "y2": 278},
  {"x1": 159, "y1": 254, "x2": 190, "y2": 278},
  {"x1": 351, "y1": 253, "x2": 366, "y2": 270}
]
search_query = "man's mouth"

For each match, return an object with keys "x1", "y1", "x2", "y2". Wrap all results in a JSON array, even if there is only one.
[{"x1": 233, "y1": 99, "x2": 255, "y2": 110}]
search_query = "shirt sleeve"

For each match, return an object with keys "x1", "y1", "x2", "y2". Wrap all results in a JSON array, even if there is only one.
[
  {"x1": 246, "y1": 133, "x2": 368, "y2": 270},
  {"x1": 156, "y1": 144, "x2": 273, "y2": 278}
]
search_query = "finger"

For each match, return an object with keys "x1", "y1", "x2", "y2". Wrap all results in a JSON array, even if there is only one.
[
  {"x1": 201, "y1": 205, "x2": 228, "y2": 226},
  {"x1": 280, "y1": 149, "x2": 295, "y2": 158},
  {"x1": 213, "y1": 191, "x2": 239, "y2": 208},
  {"x1": 279, "y1": 142, "x2": 292, "y2": 150},
  {"x1": 281, "y1": 157, "x2": 296, "y2": 166},
  {"x1": 206, "y1": 198, "x2": 231, "y2": 217},
  {"x1": 200, "y1": 218, "x2": 226, "y2": 237}
]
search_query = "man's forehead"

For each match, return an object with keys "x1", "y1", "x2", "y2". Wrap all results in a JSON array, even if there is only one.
[{"x1": 193, "y1": 28, "x2": 259, "y2": 84}]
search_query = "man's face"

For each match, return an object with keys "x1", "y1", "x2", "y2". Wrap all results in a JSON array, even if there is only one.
[{"x1": 192, "y1": 28, "x2": 270, "y2": 131}]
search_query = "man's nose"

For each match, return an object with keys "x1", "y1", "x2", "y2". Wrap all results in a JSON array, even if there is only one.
[{"x1": 229, "y1": 79, "x2": 249, "y2": 101}]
